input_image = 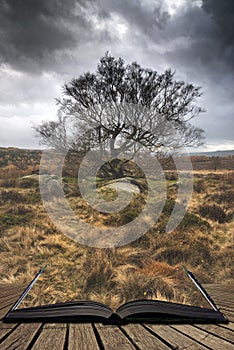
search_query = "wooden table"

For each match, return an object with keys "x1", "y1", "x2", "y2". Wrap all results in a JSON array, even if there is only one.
[{"x1": 0, "y1": 284, "x2": 233, "y2": 349}]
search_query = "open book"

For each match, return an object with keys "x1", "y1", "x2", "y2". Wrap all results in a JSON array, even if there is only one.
[{"x1": 3, "y1": 266, "x2": 228, "y2": 324}]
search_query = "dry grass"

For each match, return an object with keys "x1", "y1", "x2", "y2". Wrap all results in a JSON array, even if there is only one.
[{"x1": 0, "y1": 169, "x2": 233, "y2": 309}]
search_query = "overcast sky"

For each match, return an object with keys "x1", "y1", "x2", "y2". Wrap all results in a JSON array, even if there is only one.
[{"x1": 0, "y1": 0, "x2": 233, "y2": 151}]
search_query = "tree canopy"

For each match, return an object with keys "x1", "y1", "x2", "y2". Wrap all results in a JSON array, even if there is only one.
[{"x1": 35, "y1": 52, "x2": 205, "y2": 177}]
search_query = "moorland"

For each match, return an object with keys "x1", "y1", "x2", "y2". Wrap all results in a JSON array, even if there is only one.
[{"x1": 0, "y1": 147, "x2": 233, "y2": 309}]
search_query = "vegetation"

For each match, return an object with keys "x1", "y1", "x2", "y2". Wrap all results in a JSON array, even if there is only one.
[
  {"x1": 34, "y1": 53, "x2": 204, "y2": 179},
  {"x1": 0, "y1": 152, "x2": 233, "y2": 309}
]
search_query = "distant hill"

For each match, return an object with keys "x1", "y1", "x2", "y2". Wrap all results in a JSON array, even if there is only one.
[{"x1": 189, "y1": 150, "x2": 234, "y2": 157}]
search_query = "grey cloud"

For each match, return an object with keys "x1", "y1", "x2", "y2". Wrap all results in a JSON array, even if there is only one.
[
  {"x1": 0, "y1": 0, "x2": 233, "y2": 150},
  {"x1": 164, "y1": 0, "x2": 234, "y2": 74},
  {"x1": 202, "y1": 0, "x2": 234, "y2": 48},
  {"x1": 0, "y1": 116, "x2": 41, "y2": 148},
  {"x1": 96, "y1": 0, "x2": 170, "y2": 33},
  {"x1": 0, "y1": 0, "x2": 94, "y2": 72},
  {"x1": 92, "y1": 0, "x2": 234, "y2": 78}
]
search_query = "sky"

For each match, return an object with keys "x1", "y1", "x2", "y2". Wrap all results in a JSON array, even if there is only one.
[{"x1": 0, "y1": 0, "x2": 233, "y2": 151}]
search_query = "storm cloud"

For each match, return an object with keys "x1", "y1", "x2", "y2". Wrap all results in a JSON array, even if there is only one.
[
  {"x1": 0, "y1": 0, "x2": 233, "y2": 150},
  {"x1": 0, "y1": 0, "x2": 94, "y2": 72}
]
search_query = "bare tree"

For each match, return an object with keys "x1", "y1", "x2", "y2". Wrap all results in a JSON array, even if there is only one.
[
  {"x1": 211, "y1": 156, "x2": 221, "y2": 171},
  {"x1": 35, "y1": 52, "x2": 205, "y2": 178}
]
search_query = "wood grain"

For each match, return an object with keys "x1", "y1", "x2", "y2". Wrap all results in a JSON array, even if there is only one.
[
  {"x1": 68, "y1": 323, "x2": 100, "y2": 350},
  {"x1": 95, "y1": 323, "x2": 136, "y2": 350},
  {"x1": 32, "y1": 323, "x2": 67, "y2": 350}
]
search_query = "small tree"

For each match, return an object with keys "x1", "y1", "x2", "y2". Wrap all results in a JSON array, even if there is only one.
[
  {"x1": 35, "y1": 53, "x2": 205, "y2": 178},
  {"x1": 211, "y1": 156, "x2": 221, "y2": 171}
]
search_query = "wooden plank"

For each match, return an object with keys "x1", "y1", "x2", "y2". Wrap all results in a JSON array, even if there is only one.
[
  {"x1": 0, "y1": 304, "x2": 16, "y2": 320},
  {"x1": 219, "y1": 310, "x2": 234, "y2": 322},
  {"x1": 0, "y1": 290, "x2": 24, "y2": 301},
  {"x1": 207, "y1": 296, "x2": 234, "y2": 306},
  {"x1": 220, "y1": 310, "x2": 234, "y2": 318},
  {"x1": 69, "y1": 324, "x2": 100, "y2": 350},
  {"x1": 208, "y1": 295, "x2": 233, "y2": 304},
  {"x1": 210, "y1": 299, "x2": 234, "y2": 306},
  {"x1": 207, "y1": 294, "x2": 234, "y2": 303},
  {"x1": 145, "y1": 324, "x2": 207, "y2": 349},
  {"x1": 204, "y1": 287, "x2": 233, "y2": 300},
  {"x1": 0, "y1": 323, "x2": 42, "y2": 350},
  {"x1": 0, "y1": 283, "x2": 24, "y2": 290},
  {"x1": 0, "y1": 284, "x2": 24, "y2": 292},
  {"x1": 195, "y1": 324, "x2": 234, "y2": 343},
  {"x1": 215, "y1": 303, "x2": 234, "y2": 312},
  {"x1": 204, "y1": 284, "x2": 234, "y2": 292},
  {"x1": 0, "y1": 289, "x2": 24, "y2": 299},
  {"x1": 219, "y1": 307, "x2": 234, "y2": 317},
  {"x1": 0, "y1": 295, "x2": 22, "y2": 309},
  {"x1": 204, "y1": 292, "x2": 233, "y2": 297},
  {"x1": 32, "y1": 323, "x2": 66, "y2": 350},
  {"x1": 0, "y1": 283, "x2": 233, "y2": 349},
  {"x1": 121, "y1": 323, "x2": 170, "y2": 349},
  {"x1": 0, "y1": 291, "x2": 24, "y2": 320},
  {"x1": 206, "y1": 289, "x2": 234, "y2": 295},
  {"x1": 205, "y1": 285, "x2": 233, "y2": 289},
  {"x1": 0, "y1": 287, "x2": 24, "y2": 317},
  {"x1": 214, "y1": 301, "x2": 234, "y2": 309},
  {"x1": 172, "y1": 324, "x2": 234, "y2": 350},
  {"x1": 95, "y1": 323, "x2": 135, "y2": 350},
  {"x1": 221, "y1": 322, "x2": 234, "y2": 331},
  {"x1": 0, "y1": 321, "x2": 18, "y2": 342},
  {"x1": 204, "y1": 290, "x2": 234, "y2": 300}
]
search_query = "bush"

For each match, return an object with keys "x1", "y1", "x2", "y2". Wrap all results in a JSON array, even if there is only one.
[
  {"x1": 199, "y1": 204, "x2": 231, "y2": 223},
  {"x1": 118, "y1": 207, "x2": 139, "y2": 225},
  {"x1": 17, "y1": 177, "x2": 39, "y2": 189},
  {"x1": 209, "y1": 191, "x2": 234, "y2": 205},
  {"x1": 6, "y1": 205, "x2": 32, "y2": 215},
  {"x1": 178, "y1": 212, "x2": 210, "y2": 230},
  {"x1": 26, "y1": 190, "x2": 41, "y2": 204},
  {"x1": 165, "y1": 172, "x2": 178, "y2": 181},
  {"x1": 63, "y1": 183, "x2": 81, "y2": 197},
  {"x1": 0, "y1": 178, "x2": 17, "y2": 188},
  {"x1": 0, "y1": 190, "x2": 26, "y2": 204},
  {"x1": 206, "y1": 173, "x2": 222, "y2": 181},
  {"x1": 162, "y1": 199, "x2": 176, "y2": 216},
  {"x1": 193, "y1": 180, "x2": 205, "y2": 193},
  {"x1": 155, "y1": 239, "x2": 213, "y2": 267},
  {"x1": 0, "y1": 212, "x2": 33, "y2": 231}
]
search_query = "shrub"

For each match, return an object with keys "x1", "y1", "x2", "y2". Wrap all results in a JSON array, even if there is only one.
[
  {"x1": 0, "y1": 212, "x2": 33, "y2": 231},
  {"x1": 0, "y1": 178, "x2": 17, "y2": 188},
  {"x1": 206, "y1": 173, "x2": 222, "y2": 181},
  {"x1": 157, "y1": 201, "x2": 210, "y2": 233},
  {"x1": 102, "y1": 213, "x2": 118, "y2": 226},
  {"x1": 26, "y1": 190, "x2": 41, "y2": 204},
  {"x1": 0, "y1": 190, "x2": 26, "y2": 204},
  {"x1": 63, "y1": 183, "x2": 81, "y2": 197},
  {"x1": 17, "y1": 177, "x2": 39, "y2": 189},
  {"x1": 199, "y1": 204, "x2": 231, "y2": 223},
  {"x1": 118, "y1": 207, "x2": 139, "y2": 225},
  {"x1": 155, "y1": 240, "x2": 213, "y2": 267},
  {"x1": 178, "y1": 212, "x2": 210, "y2": 230},
  {"x1": 6, "y1": 205, "x2": 32, "y2": 215},
  {"x1": 162, "y1": 199, "x2": 176, "y2": 216},
  {"x1": 165, "y1": 172, "x2": 178, "y2": 181},
  {"x1": 193, "y1": 180, "x2": 205, "y2": 193},
  {"x1": 209, "y1": 191, "x2": 234, "y2": 205}
]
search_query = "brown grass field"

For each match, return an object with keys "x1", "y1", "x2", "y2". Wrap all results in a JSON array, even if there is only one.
[{"x1": 0, "y1": 151, "x2": 233, "y2": 310}]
